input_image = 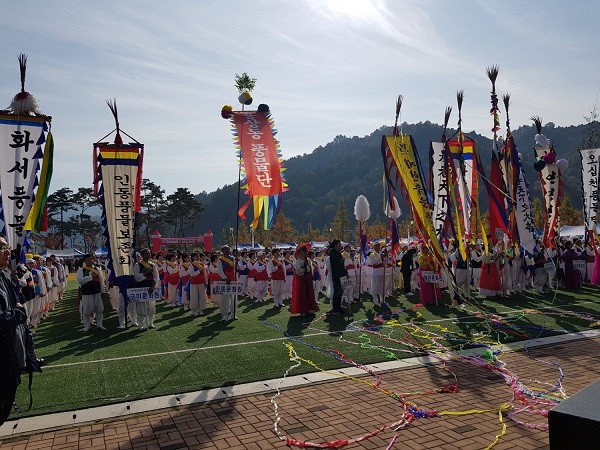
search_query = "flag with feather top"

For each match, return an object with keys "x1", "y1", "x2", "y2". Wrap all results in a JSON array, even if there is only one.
[
  {"x1": 0, "y1": 53, "x2": 52, "y2": 261},
  {"x1": 230, "y1": 109, "x2": 287, "y2": 230}
]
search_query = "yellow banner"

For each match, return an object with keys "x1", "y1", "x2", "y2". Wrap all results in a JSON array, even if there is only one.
[{"x1": 385, "y1": 135, "x2": 443, "y2": 259}]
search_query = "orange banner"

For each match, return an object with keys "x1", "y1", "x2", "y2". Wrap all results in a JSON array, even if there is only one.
[{"x1": 233, "y1": 111, "x2": 282, "y2": 197}]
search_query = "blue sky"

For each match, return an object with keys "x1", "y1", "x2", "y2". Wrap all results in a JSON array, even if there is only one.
[{"x1": 1, "y1": 0, "x2": 598, "y2": 196}]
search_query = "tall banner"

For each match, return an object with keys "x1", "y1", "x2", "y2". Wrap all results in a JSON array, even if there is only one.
[
  {"x1": 448, "y1": 137, "x2": 475, "y2": 237},
  {"x1": 580, "y1": 148, "x2": 600, "y2": 234},
  {"x1": 94, "y1": 145, "x2": 143, "y2": 279},
  {"x1": 533, "y1": 139, "x2": 561, "y2": 247},
  {"x1": 429, "y1": 141, "x2": 449, "y2": 242},
  {"x1": 230, "y1": 110, "x2": 287, "y2": 230},
  {"x1": 514, "y1": 164, "x2": 537, "y2": 256},
  {"x1": 382, "y1": 134, "x2": 443, "y2": 259},
  {"x1": 482, "y1": 149, "x2": 510, "y2": 244},
  {"x1": 0, "y1": 115, "x2": 48, "y2": 257}
]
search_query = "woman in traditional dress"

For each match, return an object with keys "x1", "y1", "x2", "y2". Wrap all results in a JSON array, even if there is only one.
[
  {"x1": 585, "y1": 242, "x2": 596, "y2": 284},
  {"x1": 479, "y1": 249, "x2": 503, "y2": 297},
  {"x1": 591, "y1": 239, "x2": 600, "y2": 286},
  {"x1": 416, "y1": 246, "x2": 440, "y2": 305},
  {"x1": 164, "y1": 253, "x2": 180, "y2": 307},
  {"x1": 562, "y1": 241, "x2": 582, "y2": 290},
  {"x1": 290, "y1": 244, "x2": 317, "y2": 316}
]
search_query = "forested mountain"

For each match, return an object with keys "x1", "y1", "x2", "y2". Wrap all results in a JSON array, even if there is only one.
[{"x1": 194, "y1": 120, "x2": 599, "y2": 239}]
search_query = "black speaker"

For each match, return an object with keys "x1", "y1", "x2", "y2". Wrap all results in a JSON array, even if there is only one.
[{"x1": 548, "y1": 379, "x2": 600, "y2": 449}]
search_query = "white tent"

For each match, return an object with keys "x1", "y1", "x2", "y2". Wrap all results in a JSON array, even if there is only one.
[
  {"x1": 94, "y1": 247, "x2": 109, "y2": 257},
  {"x1": 272, "y1": 242, "x2": 297, "y2": 250},
  {"x1": 310, "y1": 241, "x2": 329, "y2": 250},
  {"x1": 560, "y1": 225, "x2": 600, "y2": 239},
  {"x1": 40, "y1": 248, "x2": 85, "y2": 258},
  {"x1": 235, "y1": 243, "x2": 265, "y2": 250}
]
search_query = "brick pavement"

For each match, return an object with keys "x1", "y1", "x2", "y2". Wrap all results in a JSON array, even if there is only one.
[{"x1": 1, "y1": 337, "x2": 599, "y2": 450}]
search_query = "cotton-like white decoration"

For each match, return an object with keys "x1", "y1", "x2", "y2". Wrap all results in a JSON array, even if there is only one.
[
  {"x1": 385, "y1": 196, "x2": 401, "y2": 219},
  {"x1": 534, "y1": 134, "x2": 550, "y2": 148},
  {"x1": 556, "y1": 159, "x2": 569, "y2": 172},
  {"x1": 518, "y1": 152, "x2": 523, "y2": 161},
  {"x1": 354, "y1": 195, "x2": 370, "y2": 222},
  {"x1": 9, "y1": 93, "x2": 39, "y2": 115}
]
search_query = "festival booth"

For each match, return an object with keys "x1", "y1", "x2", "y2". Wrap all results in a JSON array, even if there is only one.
[
  {"x1": 40, "y1": 248, "x2": 85, "y2": 258},
  {"x1": 94, "y1": 247, "x2": 109, "y2": 258},
  {"x1": 559, "y1": 225, "x2": 600, "y2": 241},
  {"x1": 151, "y1": 230, "x2": 213, "y2": 254},
  {"x1": 235, "y1": 243, "x2": 264, "y2": 251},
  {"x1": 309, "y1": 241, "x2": 329, "y2": 251},
  {"x1": 272, "y1": 242, "x2": 296, "y2": 250}
]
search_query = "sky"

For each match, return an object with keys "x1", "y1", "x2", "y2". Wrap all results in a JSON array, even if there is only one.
[{"x1": 1, "y1": 0, "x2": 599, "y2": 196}]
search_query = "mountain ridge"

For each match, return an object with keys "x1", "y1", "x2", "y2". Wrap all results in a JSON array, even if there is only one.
[{"x1": 194, "y1": 120, "x2": 597, "y2": 241}]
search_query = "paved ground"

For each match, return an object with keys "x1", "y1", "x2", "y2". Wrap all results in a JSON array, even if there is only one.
[{"x1": 1, "y1": 336, "x2": 599, "y2": 450}]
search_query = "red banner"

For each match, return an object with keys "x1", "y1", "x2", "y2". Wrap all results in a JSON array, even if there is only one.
[{"x1": 233, "y1": 111, "x2": 282, "y2": 197}]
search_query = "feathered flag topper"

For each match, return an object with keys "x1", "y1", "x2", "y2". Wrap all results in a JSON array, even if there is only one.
[
  {"x1": 354, "y1": 195, "x2": 370, "y2": 222},
  {"x1": 8, "y1": 54, "x2": 41, "y2": 115},
  {"x1": 385, "y1": 196, "x2": 401, "y2": 219},
  {"x1": 354, "y1": 195, "x2": 370, "y2": 259}
]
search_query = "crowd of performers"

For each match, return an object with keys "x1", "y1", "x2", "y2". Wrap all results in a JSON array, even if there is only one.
[
  {"x1": 68, "y1": 235, "x2": 600, "y2": 332},
  {"x1": 7, "y1": 254, "x2": 68, "y2": 329}
]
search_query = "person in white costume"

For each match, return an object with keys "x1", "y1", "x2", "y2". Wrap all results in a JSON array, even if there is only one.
[{"x1": 133, "y1": 248, "x2": 159, "y2": 330}]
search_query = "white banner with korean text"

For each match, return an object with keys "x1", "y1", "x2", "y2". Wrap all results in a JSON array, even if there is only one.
[
  {"x1": 99, "y1": 156, "x2": 139, "y2": 277},
  {"x1": 514, "y1": 167, "x2": 537, "y2": 257},
  {"x1": 430, "y1": 141, "x2": 449, "y2": 242},
  {"x1": 580, "y1": 148, "x2": 600, "y2": 234},
  {"x1": 0, "y1": 116, "x2": 46, "y2": 253}
]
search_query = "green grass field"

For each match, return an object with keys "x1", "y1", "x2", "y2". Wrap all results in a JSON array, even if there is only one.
[{"x1": 12, "y1": 280, "x2": 600, "y2": 418}]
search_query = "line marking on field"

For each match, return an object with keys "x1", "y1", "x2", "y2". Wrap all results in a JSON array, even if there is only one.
[{"x1": 44, "y1": 298, "x2": 597, "y2": 369}]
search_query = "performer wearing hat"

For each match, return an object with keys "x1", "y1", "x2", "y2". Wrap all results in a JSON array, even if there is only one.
[
  {"x1": 290, "y1": 244, "x2": 317, "y2": 315},
  {"x1": 253, "y1": 252, "x2": 270, "y2": 303},
  {"x1": 283, "y1": 250, "x2": 294, "y2": 300},
  {"x1": 368, "y1": 242, "x2": 385, "y2": 306},
  {"x1": 268, "y1": 248, "x2": 285, "y2": 307},
  {"x1": 179, "y1": 253, "x2": 192, "y2": 311},
  {"x1": 77, "y1": 254, "x2": 105, "y2": 331},
  {"x1": 164, "y1": 254, "x2": 180, "y2": 307},
  {"x1": 237, "y1": 251, "x2": 249, "y2": 296},
  {"x1": 470, "y1": 243, "x2": 483, "y2": 290},
  {"x1": 217, "y1": 245, "x2": 236, "y2": 321},
  {"x1": 31, "y1": 255, "x2": 48, "y2": 327},
  {"x1": 133, "y1": 248, "x2": 159, "y2": 329},
  {"x1": 342, "y1": 244, "x2": 356, "y2": 304},
  {"x1": 189, "y1": 252, "x2": 207, "y2": 316}
]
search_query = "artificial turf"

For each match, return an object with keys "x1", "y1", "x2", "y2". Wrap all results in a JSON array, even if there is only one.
[{"x1": 12, "y1": 280, "x2": 600, "y2": 418}]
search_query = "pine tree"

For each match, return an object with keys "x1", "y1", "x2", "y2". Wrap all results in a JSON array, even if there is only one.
[
  {"x1": 559, "y1": 193, "x2": 583, "y2": 226},
  {"x1": 367, "y1": 220, "x2": 388, "y2": 241},
  {"x1": 330, "y1": 199, "x2": 349, "y2": 241},
  {"x1": 531, "y1": 197, "x2": 545, "y2": 230},
  {"x1": 271, "y1": 212, "x2": 295, "y2": 243}
]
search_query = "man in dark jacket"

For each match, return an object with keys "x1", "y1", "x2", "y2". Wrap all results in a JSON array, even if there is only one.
[
  {"x1": 328, "y1": 240, "x2": 348, "y2": 315},
  {"x1": 0, "y1": 237, "x2": 27, "y2": 426},
  {"x1": 400, "y1": 246, "x2": 416, "y2": 295}
]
